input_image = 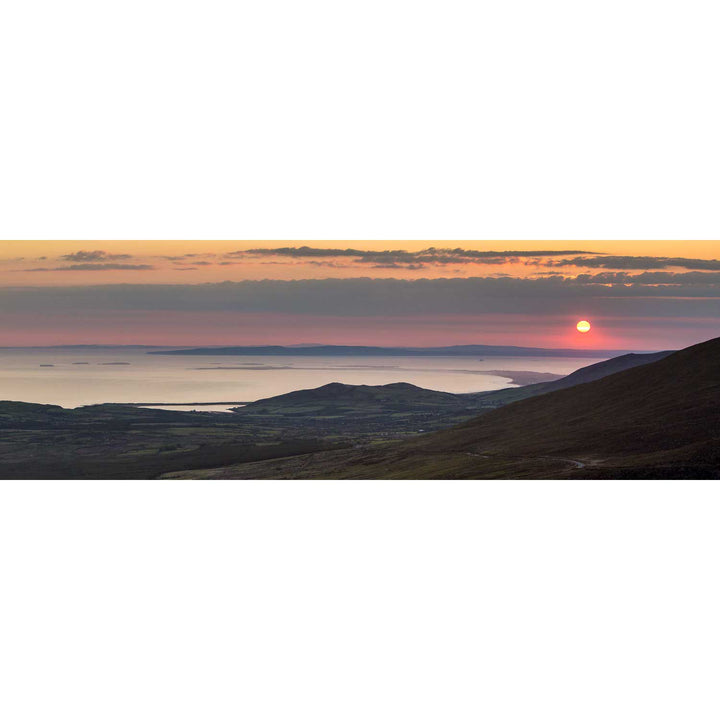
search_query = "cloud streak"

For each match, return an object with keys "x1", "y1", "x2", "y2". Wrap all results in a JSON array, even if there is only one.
[
  {"x1": 545, "y1": 255, "x2": 720, "y2": 271},
  {"x1": 23, "y1": 264, "x2": 155, "y2": 272},
  {"x1": 224, "y1": 246, "x2": 600, "y2": 266},
  {"x1": 61, "y1": 250, "x2": 134, "y2": 262},
  {"x1": 575, "y1": 271, "x2": 720, "y2": 285}
]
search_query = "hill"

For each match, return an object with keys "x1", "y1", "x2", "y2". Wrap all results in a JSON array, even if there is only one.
[
  {"x1": 468, "y1": 350, "x2": 672, "y2": 408},
  {"x1": 171, "y1": 338, "x2": 719, "y2": 479},
  {"x1": 233, "y1": 381, "x2": 470, "y2": 416},
  {"x1": 229, "y1": 381, "x2": 491, "y2": 437},
  {"x1": 148, "y1": 343, "x2": 634, "y2": 358},
  {"x1": 228, "y1": 352, "x2": 672, "y2": 421}
]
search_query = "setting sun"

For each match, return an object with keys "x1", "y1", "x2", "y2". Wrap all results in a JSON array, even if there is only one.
[{"x1": 576, "y1": 320, "x2": 591, "y2": 333}]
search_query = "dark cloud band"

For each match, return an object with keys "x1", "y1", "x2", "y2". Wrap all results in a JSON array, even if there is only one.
[
  {"x1": 2, "y1": 275, "x2": 720, "y2": 321},
  {"x1": 545, "y1": 255, "x2": 720, "y2": 271}
]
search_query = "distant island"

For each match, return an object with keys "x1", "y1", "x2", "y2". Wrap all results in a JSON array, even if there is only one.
[{"x1": 148, "y1": 343, "x2": 641, "y2": 358}]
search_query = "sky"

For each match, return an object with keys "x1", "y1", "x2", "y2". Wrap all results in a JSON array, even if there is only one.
[{"x1": 1, "y1": 240, "x2": 719, "y2": 349}]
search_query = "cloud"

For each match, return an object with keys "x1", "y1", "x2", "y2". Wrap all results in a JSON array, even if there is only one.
[
  {"x1": 161, "y1": 253, "x2": 210, "y2": 260},
  {"x1": 2, "y1": 275, "x2": 720, "y2": 322},
  {"x1": 225, "y1": 247, "x2": 363, "y2": 259},
  {"x1": 575, "y1": 271, "x2": 720, "y2": 285},
  {"x1": 370, "y1": 262, "x2": 426, "y2": 270},
  {"x1": 351, "y1": 250, "x2": 523, "y2": 265},
  {"x1": 61, "y1": 250, "x2": 133, "y2": 262},
  {"x1": 41, "y1": 247, "x2": 720, "y2": 279},
  {"x1": 223, "y1": 246, "x2": 600, "y2": 266},
  {"x1": 24, "y1": 263, "x2": 155, "y2": 272},
  {"x1": 545, "y1": 255, "x2": 720, "y2": 271},
  {"x1": 307, "y1": 261, "x2": 346, "y2": 268}
]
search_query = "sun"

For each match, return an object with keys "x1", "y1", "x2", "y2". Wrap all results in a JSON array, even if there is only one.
[{"x1": 576, "y1": 320, "x2": 591, "y2": 333}]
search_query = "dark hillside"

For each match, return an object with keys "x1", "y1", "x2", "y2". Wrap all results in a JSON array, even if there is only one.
[
  {"x1": 468, "y1": 350, "x2": 672, "y2": 408},
  {"x1": 233, "y1": 382, "x2": 468, "y2": 416},
  {"x1": 175, "y1": 338, "x2": 719, "y2": 478}
]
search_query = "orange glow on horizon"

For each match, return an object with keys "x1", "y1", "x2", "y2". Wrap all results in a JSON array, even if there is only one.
[
  {"x1": 0, "y1": 241, "x2": 718, "y2": 351},
  {"x1": 0, "y1": 240, "x2": 718, "y2": 287}
]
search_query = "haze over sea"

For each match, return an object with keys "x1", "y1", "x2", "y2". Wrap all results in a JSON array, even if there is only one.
[{"x1": 0, "y1": 347, "x2": 612, "y2": 409}]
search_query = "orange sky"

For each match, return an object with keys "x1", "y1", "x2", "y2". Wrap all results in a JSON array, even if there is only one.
[
  {"x1": 1, "y1": 240, "x2": 719, "y2": 349},
  {"x1": 1, "y1": 240, "x2": 718, "y2": 285}
]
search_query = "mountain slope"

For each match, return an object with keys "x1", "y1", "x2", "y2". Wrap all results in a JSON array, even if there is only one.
[
  {"x1": 467, "y1": 350, "x2": 672, "y2": 407},
  {"x1": 232, "y1": 353, "x2": 671, "y2": 419},
  {"x1": 178, "y1": 337, "x2": 719, "y2": 479}
]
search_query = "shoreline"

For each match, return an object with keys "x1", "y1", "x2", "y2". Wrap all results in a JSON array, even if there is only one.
[{"x1": 112, "y1": 402, "x2": 250, "y2": 407}]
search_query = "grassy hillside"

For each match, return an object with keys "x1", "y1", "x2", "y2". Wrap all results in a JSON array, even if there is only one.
[
  {"x1": 0, "y1": 403, "x2": 341, "y2": 479},
  {"x1": 170, "y1": 339, "x2": 718, "y2": 479},
  {"x1": 466, "y1": 350, "x2": 672, "y2": 408}
]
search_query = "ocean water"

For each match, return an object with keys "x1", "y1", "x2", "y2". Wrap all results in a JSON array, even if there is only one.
[{"x1": 0, "y1": 348, "x2": 611, "y2": 408}]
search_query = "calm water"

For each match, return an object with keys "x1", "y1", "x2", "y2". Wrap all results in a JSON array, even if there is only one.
[{"x1": 0, "y1": 348, "x2": 611, "y2": 408}]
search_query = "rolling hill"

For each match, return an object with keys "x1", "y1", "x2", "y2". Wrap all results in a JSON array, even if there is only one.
[
  {"x1": 170, "y1": 338, "x2": 719, "y2": 479},
  {"x1": 232, "y1": 381, "x2": 470, "y2": 416},
  {"x1": 468, "y1": 350, "x2": 673, "y2": 408},
  {"x1": 231, "y1": 352, "x2": 671, "y2": 418}
]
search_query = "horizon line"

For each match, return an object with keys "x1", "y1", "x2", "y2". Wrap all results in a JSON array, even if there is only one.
[{"x1": 0, "y1": 342, "x2": 664, "y2": 353}]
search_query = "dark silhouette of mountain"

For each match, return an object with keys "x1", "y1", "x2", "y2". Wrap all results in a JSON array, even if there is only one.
[
  {"x1": 230, "y1": 352, "x2": 673, "y2": 419},
  {"x1": 178, "y1": 338, "x2": 719, "y2": 479},
  {"x1": 233, "y1": 382, "x2": 469, "y2": 417},
  {"x1": 148, "y1": 343, "x2": 638, "y2": 358},
  {"x1": 469, "y1": 350, "x2": 673, "y2": 408}
]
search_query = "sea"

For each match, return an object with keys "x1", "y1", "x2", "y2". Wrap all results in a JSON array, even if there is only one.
[{"x1": 0, "y1": 347, "x2": 612, "y2": 410}]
